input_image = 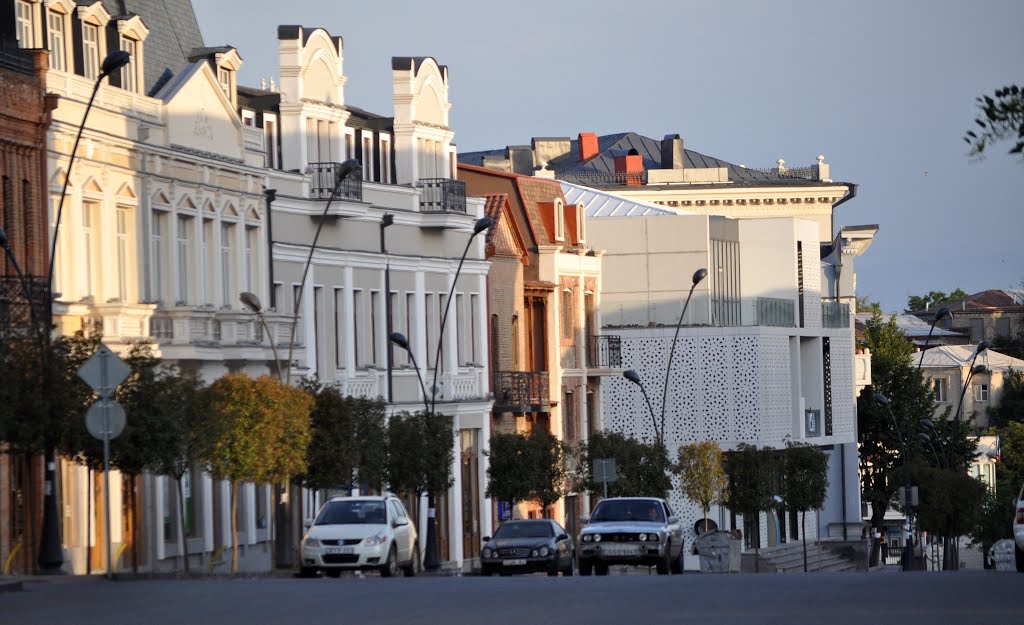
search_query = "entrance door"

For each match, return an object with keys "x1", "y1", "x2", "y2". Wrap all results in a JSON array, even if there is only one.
[{"x1": 461, "y1": 430, "x2": 480, "y2": 559}]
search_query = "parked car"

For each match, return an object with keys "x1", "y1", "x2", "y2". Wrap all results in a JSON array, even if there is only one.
[
  {"x1": 1014, "y1": 481, "x2": 1024, "y2": 572},
  {"x1": 480, "y1": 519, "x2": 575, "y2": 576},
  {"x1": 299, "y1": 494, "x2": 419, "y2": 578},
  {"x1": 577, "y1": 497, "x2": 684, "y2": 575}
]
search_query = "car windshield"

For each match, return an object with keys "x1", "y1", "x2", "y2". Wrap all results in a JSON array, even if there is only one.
[
  {"x1": 494, "y1": 522, "x2": 553, "y2": 539},
  {"x1": 590, "y1": 500, "x2": 664, "y2": 523},
  {"x1": 315, "y1": 500, "x2": 387, "y2": 525}
]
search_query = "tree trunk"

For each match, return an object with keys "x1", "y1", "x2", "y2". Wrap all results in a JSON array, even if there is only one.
[
  {"x1": 231, "y1": 481, "x2": 239, "y2": 573},
  {"x1": 176, "y1": 476, "x2": 189, "y2": 574},
  {"x1": 130, "y1": 474, "x2": 138, "y2": 573},
  {"x1": 23, "y1": 454, "x2": 36, "y2": 575},
  {"x1": 801, "y1": 510, "x2": 807, "y2": 572},
  {"x1": 85, "y1": 466, "x2": 92, "y2": 576}
]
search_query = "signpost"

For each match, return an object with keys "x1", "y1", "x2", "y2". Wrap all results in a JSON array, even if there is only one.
[
  {"x1": 77, "y1": 344, "x2": 131, "y2": 579},
  {"x1": 592, "y1": 458, "x2": 617, "y2": 499}
]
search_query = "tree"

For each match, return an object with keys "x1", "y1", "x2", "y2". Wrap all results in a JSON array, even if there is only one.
[
  {"x1": 302, "y1": 384, "x2": 388, "y2": 493},
  {"x1": 206, "y1": 374, "x2": 313, "y2": 572},
  {"x1": 906, "y1": 288, "x2": 969, "y2": 313},
  {"x1": 674, "y1": 441, "x2": 728, "y2": 532},
  {"x1": 781, "y1": 442, "x2": 830, "y2": 572},
  {"x1": 988, "y1": 369, "x2": 1024, "y2": 429},
  {"x1": 856, "y1": 295, "x2": 883, "y2": 316},
  {"x1": 915, "y1": 466, "x2": 986, "y2": 569},
  {"x1": 578, "y1": 431, "x2": 672, "y2": 499},
  {"x1": 724, "y1": 443, "x2": 777, "y2": 571},
  {"x1": 486, "y1": 429, "x2": 567, "y2": 516},
  {"x1": 963, "y1": 85, "x2": 1024, "y2": 160}
]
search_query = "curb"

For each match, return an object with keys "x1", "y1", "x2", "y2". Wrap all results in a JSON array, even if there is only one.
[{"x1": 0, "y1": 578, "x2": 23, "y2": 593}]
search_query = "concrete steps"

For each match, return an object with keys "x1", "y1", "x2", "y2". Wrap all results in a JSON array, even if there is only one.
[{"x1": 756, "y1": 541, "x2": 859, "y2": 573}]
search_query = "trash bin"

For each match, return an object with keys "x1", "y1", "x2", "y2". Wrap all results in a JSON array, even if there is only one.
[
  {"x1": 989, "y1": 539, "x2": 1016, "y2": 572},
  {"x1": 695, "y1": 531, "x2": 741, "y2": 573}
]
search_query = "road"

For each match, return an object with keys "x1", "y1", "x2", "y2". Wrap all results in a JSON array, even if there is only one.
[{"x1": 2, "y1": 570, "x2": 1019, "y2": 625}]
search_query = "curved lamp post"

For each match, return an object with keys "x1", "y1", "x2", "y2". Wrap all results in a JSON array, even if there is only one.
[
  {"x1": 657, "y1": 268, "x2": 707, "y2": 447},
  {"x1": 916, "y1": 307, "x2": 952, "y2": 378},
  {"x1": 284, "y1": 158, "x2": 361, "y2": 385},
  {"x1": 240, "y1": 291, "x2": 284, "y2": 381},
  {"x1": 387, "y1": 215, "x2": 493, "y2": 571},
  {"x1": 36, "y1": 49, "x2": 131, "y2": 575},
  {"x1": 623, "y1": 370, "x2": 660, "y2": 445},
  {"x1": 874, "y1": 392, "x2": 915, "y2": 571}
]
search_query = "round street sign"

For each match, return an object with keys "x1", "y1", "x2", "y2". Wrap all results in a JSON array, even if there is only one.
[{"x1": 85, "y1": 400, "x2": 126, "y2": 440}]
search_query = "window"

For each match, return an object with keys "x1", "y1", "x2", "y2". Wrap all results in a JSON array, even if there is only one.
[
  {"x1": 255, "y1": 485, "x2": 268, "y2": 530},
  {"x1": 217, "y1": 67, "x2": 233, "y2": 99},
  {"x1": 220, "y1": 223, "x2": 234, "y2": 307},
  {"x1": 490, "y1": 314, "x2": 499, "y2": 373},
  {"x1": 933, "y1": 378, "x2": 949, "y2": 403},
  {"x1": 352, "y1": 289, "x2": 362, "y2": 366},
  {"x1": 120, "y1": 37, "x2": 138, "y2": 93},
  {"x1": 456, "y1": 293, "x2": 466, "y2": 365},
  {"x1": 380, "y1": 138, "x2": 391, "y2": 183},
  {"x1": 405, "y1": 293, "x2": 415, "y2": 365},
  {"x1": 362, "y1": 136, "x2": 373, "y2": 181},
  {"x1": 115, "y1": 208, "x2": 130, "y2": 302},
  {"x1": 561, "y1": 289, "x2": 574, "y2": 339},
  {"x1": 511, "y1": 314, "x2": 519, "y2": 368},
  {"x1": 996, "y1": 317, "x2": 1011, "y2": 339},
  {"x1": 470, "y1": 294, "x2": 479, "y2": 364},
  {"x1": 370, "y1": 290, "x2": 380, "y2": 365},
  {"x1": 424, "y1": 293, "x2": 435, "y2": 368},
  {"x1": 202, "y1": 219, "x2": 215, "y2": 305},
  {"x1": 150, "y1": 211, "x2": 165, "y2": 302},
  {"x1": 970, "y1": 318, "x2": 985, "y2": 343},
  {"x1": 245, "y1": 226, "x2": 258, "y2": 292},
  {"x1": 264, "y1": 117, "x2": 278, "y2": 169},
  {"x1": 81, "y1": 201, "x2": 96, "y2": 297},
  {"x1": 313, "y1": 287, "x2": 322, "y2": 377},
  {"x1": 177, "y1": 215, "x2": 192, "y2": 304},
  {"x1": 334, "y1": 288, "x2": 344, "y2": 368},
  {"x1": 576, "y1": 204, "x2": 586, "y2": 243},
  {"x1": 15, "y1": 1, "x2": 33, "y2": 48},
  {"x1": 554, "y1": 200, "x2": 564, "y2": 241},
  {"x1": 974, "y1": 383, "x2": 989, "y2": 402},
  {"x1": 82, "y1": 23, "x2": 100, "y2": 80},
  {"x1": 47, "y1": 11, "x2": 66, "y2": 72},
  {"x1": 241, "y1": 110, "x2": 254, "y2": 127}
]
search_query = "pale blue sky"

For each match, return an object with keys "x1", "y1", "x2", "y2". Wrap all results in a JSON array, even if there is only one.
[{"x1": 193, "y1": 0, "x2": 1023, "y2": 312}]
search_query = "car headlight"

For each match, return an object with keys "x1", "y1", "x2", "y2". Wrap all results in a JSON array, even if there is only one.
[
  {"x1": 594, "y1": 534, "x2": 602, "y2": 542},
  {"x1": 638, "y1": 533, "x2": 647, "y2": 541},
  {"x1": 302, "y1": 537, "x2": 319, "y2": 548},
  {"x1": 539, "y1": 546, "x2": 549, "y2": 557},
  {"x1": 582, "y1": 535, "x2": 592, "y2": 543},
  {"x1": 531, "y1": 549, "x2": 539, "y2": 557},
  {"x1": 648, "y1": 533, "x2": 660, "y2": 542},
  {"x1": 483, "y1": 548, "x2": 492, "y2": 558},
  {"x1": 363, "y1": 530, "x2": 389, "y2": 546}
]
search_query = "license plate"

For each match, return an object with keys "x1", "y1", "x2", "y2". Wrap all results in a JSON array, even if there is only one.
[
  {"x1": 502, "y1": 558, "x2": 527, "y2": 566},
  {"x1": 600, "y1": 544, "x2": 640, "y2": 556},
  {"x1": 325, "y1": 547, "x2": 354, "y2": 555}
]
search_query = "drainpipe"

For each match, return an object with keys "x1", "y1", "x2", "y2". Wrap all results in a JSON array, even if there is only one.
[
  {"x1": 830, "y1": 183, "x2": 857, "y2": 240},
  {"x1": 265, "y1": 188, "x2": 277, "y2": 309}
]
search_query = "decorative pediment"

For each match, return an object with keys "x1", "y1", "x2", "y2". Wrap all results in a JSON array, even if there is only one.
[
  {"x1": 152, "y1": 190, "x2": 171, "y2": 206},
  {"x1": 115, "y1": 183, "x2": 136, "y2": 201},
  {"x1": 223, "y1": 203, "x2": 239, "y2": 219},
  {"x1": 76, "y1": 1, "x2": 111, "y2": 25},
  {"x1": 83, "y1": 178, "x2": 103, "y2": 194},
  {"x1": 245, "y1": 206, "x2": 260, "y2": 222},
  {"x1": 178, "y1": 196, "x2": 197, "y2": 211},
  {"x1": 43, "y1": 0, "x2": 75, "y2": 14},
  {"x1": 204, "y1": 200, "x2": 217, "y2": 215},
  {"x1": 114, "y1": 14, "x2": 150, "y2": 42},
  {"x1": 160, "y1": 62, "x2": 243, "y2": 161}
]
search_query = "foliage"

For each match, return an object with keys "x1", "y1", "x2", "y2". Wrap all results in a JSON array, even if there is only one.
[
  {"x1": 967, "y1": 486, "x2": 1016, "y2": 553},
  {"x1": 486, "y1": 428, "x2": 568, "y2": 513},
  {"x1": 723, "y1": 443, "x2": 777, "y2": 518},
  {"x1": 674, "y1": 441, "x2": 728, "y2": 526},
  {"x1": 963, "y1": 85, "x2": 1024, "y2": 160},
  {"x1": 855, "y1": 295, "x2": 883, "y2": 316},
  {"x1": 577, "y1": 431, "x2": 672, "y2": 499},
  {"x1": 781, "y1": 442, "x2": 830, "y2": 513},
  {"x1": 386, "y1": 410, "x2": 455, "y2": 496},
  {"x1": 914, "y1": 466, "x2": 986, "y2": 539},
  {"x1": 302, "y1": 382, "x2": 388, "y2": 492},
  {"x1": 906, "y1": 289, "x2": 969, "y2": 313},
  {"x1": 988, "y1": 369, "x2": 1024, "y2": 429}
]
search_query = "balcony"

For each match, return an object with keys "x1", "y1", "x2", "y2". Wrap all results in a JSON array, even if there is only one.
[
  {"x1": 0, "y1": 275, "x2": 49, "y2": 338},
  {"x1": 586, "y1": 335, "x2": 622, "y2": 369},
  {"x1": 822, "y1": 301, "x2": 851, "y2": 329},
  {"x1": 309, "y1": 162, "x2": 363, "y2": 201},
  {"x1": 752, "y1": 297, "x2": 796, "y2": 327},
  {"x1": 492, "y1": 371, "x2": 550, "y2": 414},
  {"x1": 417, "y1": 178, "x2": 466, "y2": 213}
]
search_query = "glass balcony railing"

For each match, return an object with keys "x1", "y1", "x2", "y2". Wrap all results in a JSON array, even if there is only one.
[{"x1": 822, "y1": 301, "x2": 851, "y2": 329}]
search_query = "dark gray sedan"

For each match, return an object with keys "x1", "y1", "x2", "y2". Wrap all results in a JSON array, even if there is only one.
[{"x1": 480, "y1": 519, "x2": 575, "y2": 576}]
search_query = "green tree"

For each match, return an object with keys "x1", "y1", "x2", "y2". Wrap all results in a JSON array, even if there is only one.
[
  {"x1": 485, "y1": 432, "x2": 533, "y2": 506},
  {"x1": 303, "y1": 384, "x2": 388, "y2": 493},
  {"x1": 781, "y1": 442, "x2": 830, "y2": 572},
  {"x1": 989, "y1": 369, "x2": 1024, "y2": 429},
  {"x1": 724, "y1": 443, "x2": 777, "y2": 571},
  {"x1": 578, "y1": 431, "x2": 672, "y2": 499},
  {"x1": 915, "y1": 465, "x2": 986, "y2": 569},
  {"x1": 206, "y1": 374, "x2": 313, "y2": 572},
  {"x1": 906, "y1": 289, "x2": 969, "y2": 313},
  {"x1": 674, "y1": 441, "x2": 728, "y2": 532},
  {"x1": 856, "y1": 295, "x2": 883, "y2": 316},
  {"x1": 963, "y1": 85, "x2": 1024, "y2": 160}
]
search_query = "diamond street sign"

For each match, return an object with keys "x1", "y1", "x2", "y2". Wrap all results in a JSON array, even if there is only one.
[{"x1": 77, "y1": 344, "x2": 131, "y2": 398}]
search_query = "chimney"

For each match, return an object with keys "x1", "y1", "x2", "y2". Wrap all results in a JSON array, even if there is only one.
[
  {"x1": 578, "y1": 133, "x2": 599, "y2": 162},
  {"x1": 661, "y1": 134, "x2": 684, "y2": 170},
  {"x1": 613, "y1": 148, "x2": 644, "y2": 186}
]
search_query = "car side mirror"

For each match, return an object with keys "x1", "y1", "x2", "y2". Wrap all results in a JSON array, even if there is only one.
[
  {"x1": 580, "y1": 514, "x2": 590, "y2": 525},
  {"x1": 667, "y1": 515, "x2": 679, "y2": 525},
  {"x1": 303, "y1": 518, "x2": 313, "y2": 530},
  {"x1": 482, "y1": 536, "x2": 491, "y2": 543},
  {"x1": 557, "y1": 533, "x2": 569, "y2": 541}
]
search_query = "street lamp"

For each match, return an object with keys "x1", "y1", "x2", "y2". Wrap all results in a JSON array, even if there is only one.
[
  {"x1": 36, "y1": 49, "x2": 132, "y2": 575},
  {"x1": 873, "y1": 392, "x2": 915, "y2": 571},
  {"x1": 658, "y1": 268, "x2": 707, "y2": 446},
  {"x1": 387, "y1": 215, "x2": 493, "y2": 571},
  {"x1": 239, "y1": 291, "x2": 284, "y2": 381},
  {"x1": 623, "y1": 370, "x2": 660, "y2": 445},
  {"x1": 916, "y1": 307, "x2": 952, "y2": 378},
  {"x1": 284, "y1": 158, "x2": 361, "y2": 385}
]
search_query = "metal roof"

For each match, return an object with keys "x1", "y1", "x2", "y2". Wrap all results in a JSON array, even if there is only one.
[
  {"x1": 912, "y1": 345, "x2": 1024, "y2": 371},
  {"x1": 854, "y1": 313, "x2": 965, "y2": 338},
  {"x1": 559, "y1": 181, "x2": 682, "y2": 218}
]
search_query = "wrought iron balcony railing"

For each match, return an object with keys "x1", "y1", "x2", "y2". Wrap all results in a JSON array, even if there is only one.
[
  {"x1": 492, "y1": 371, "x2": 550, "y2": 414},
  {"x1": 309, "y1": 162, "x2": 363, "y2": 201},
  {"x1": 586, "y1": 335, "x2": 622, "y2": 368},
  {"x1": 418, "y1": 178, "x2": 467, "y2": 213},
  {"x1": 0, "y1": 275, "x2": 49, "y2": 338}
]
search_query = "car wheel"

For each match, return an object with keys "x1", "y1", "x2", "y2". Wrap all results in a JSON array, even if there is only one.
[
  {"x1": 403, "y1": 544, "x2": 421, "y2": 577},
  {"x1": 1016, "y1": 544, "x2": 1024, "y2": 573},
  {"x1": 297, "y1": 566, "x2": 318, "y2": 578},
  {"x1": 547, "y1": 566, "x2": 559, "y2": 577},
  {"x1": 380, "y1": 545, "x2": 398, "y2": 578},
  {"x1": 578, "y1": 558, "x2": 593, "y2": 576},
  {"x1": 595, "y1": 562, "x2": 609, "y2": 576},
  {"x1": 324, "y1": 569, "x2": 341, "y2": 578},
  {"x1": 656, "y1": 543, "x2": 671, "y2": 575},
  {"x1": 670, "y1": 544, "x2": 684, "y2": 574},
  {"x1": 563, "y1": 556, "x2": 575, "y2": 576}
]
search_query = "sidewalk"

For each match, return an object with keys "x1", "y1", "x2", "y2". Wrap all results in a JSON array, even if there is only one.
[{"x1": 0, "y1": 576, "x2": 23, "y2": 593}]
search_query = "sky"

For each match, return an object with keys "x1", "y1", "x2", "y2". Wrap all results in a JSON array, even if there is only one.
[{"x1": 193, "y1": 0, "x2": 1024, "y2": 313}]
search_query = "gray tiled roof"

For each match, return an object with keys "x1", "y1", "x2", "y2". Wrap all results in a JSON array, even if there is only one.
[{"x1": 98, "y1": 1, "x2": 205, "y2": 96}]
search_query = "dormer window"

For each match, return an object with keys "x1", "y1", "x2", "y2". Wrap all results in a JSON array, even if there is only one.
[
  {"x1": 15, "y1": 1, "x2": 35, "y2": 48},
  {"x1": 82, "y1": 23, "x2": 100, "y2": 79},
  {"x1": 554, "y1": 199, "x2": 565, "y2": 241},
  {"x1": 114, "y1": 14, "x2": 149, "y2": 94},
  {"x1": 46, "y1": 9, "x2": 68, "y2": 72},
  {"x1": 576, "y1": 202, "x2": 585, "y2": 244},
  {"x1": 120, "y1": 36, "x2": 139, "y2": 92},
  {"x1": 217, "y1": 67, "x2": 233, "y2": 100}
]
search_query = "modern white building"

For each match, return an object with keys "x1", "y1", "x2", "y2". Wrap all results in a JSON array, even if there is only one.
[
  {"x1": 241, "y1": 26, "x2": 493, "y2": 572},
  {"x1": 586, "y1": 210, "x2": 874, "y2": 556}
]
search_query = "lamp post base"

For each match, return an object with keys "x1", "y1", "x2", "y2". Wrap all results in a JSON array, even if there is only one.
[{"x1": 424, "y1": 495, "x2": 440, "y2": 571}]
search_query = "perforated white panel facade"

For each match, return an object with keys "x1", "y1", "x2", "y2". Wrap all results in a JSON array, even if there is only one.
[{"x1": 829, "y1": 334, "x2": 856, "y2": 439}]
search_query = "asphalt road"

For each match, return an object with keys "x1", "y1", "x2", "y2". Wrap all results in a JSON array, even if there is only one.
[{"x1": 2, "y1": 570, "x2": 1020, "y2": 625}]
